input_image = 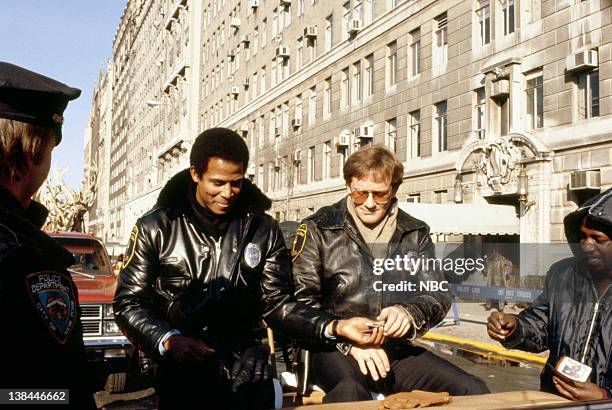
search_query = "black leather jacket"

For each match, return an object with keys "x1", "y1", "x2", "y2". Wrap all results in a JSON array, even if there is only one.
[
  {"x1": 292, "y1": 198, "x2": 451, "y2": 348},
  {"x1": 113, "y1": 170, "x2": 333, "y2": 359},
  {"x1": 504, "y1": 188, "x2": 612, "y2": 396}
]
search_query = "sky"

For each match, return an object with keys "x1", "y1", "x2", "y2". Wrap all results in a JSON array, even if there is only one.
[{"x1": 1, "y1": 1, "x2": 127, "y2": 189}]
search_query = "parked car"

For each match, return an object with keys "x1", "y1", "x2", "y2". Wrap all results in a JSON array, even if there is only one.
[{"x1": 48, "y1": 232, "x2": 131, "y2": 393}]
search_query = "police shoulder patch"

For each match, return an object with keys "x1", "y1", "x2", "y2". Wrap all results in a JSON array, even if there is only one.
[
  {"x1": 25, "y1": 271, "x2": 77, "y2": 344},
  {"x1": 291, "y1": 223, "x2": 308, "y2": 261},
  {"x1": 123, "y1": 225, "x2": 139, "y2": 269}
]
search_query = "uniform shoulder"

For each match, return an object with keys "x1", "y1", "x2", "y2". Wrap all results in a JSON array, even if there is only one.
[
  {"x1": 0, "y1": 222, "x2": 21, "y2": 262},
  {"x1": 547, "y1": 257, "x2": 576, "y2": 278}
]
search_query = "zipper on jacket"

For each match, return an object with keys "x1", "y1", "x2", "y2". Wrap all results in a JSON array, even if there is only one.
[
  {"x1": 212, "y1": 237, "x2": 222, "y2": 278},
  {"x1": 580, "y1": 283, "x2": 611, "y2": 363},
  {"x1": 580, "y1": 301, "x2": 599, "y2": 363}
]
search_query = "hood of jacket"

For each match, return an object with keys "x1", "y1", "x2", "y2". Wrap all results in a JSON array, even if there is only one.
[
  {"x1": 156, "y1": 168, "x2": 272, "y2": 215},
  {"x1": 563, "y1": 187, "x2": 612, "y2": 251}
]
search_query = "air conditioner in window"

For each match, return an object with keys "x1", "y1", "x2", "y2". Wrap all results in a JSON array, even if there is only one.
[
  {"x1": 227, "y1": 50, "x2": 235, "y2": 59},
  {"x1": 348, "y1": 19, "x2": 362, "y2": 34},
  {"x1": 243, "y1": 77, "x2": 250, "y2": 87},
  {"x1": 230, "y1": 18, "x2": 241, "y2": 29},
  {"x1": 274, "y1": 158, "x2": 282, "y2": 168},
  {"x1": 280, "y1": 0, "x2": 292, "y2": 6},
  {"x1": 567, "y1": 49, "x2": 598, "y2": 73},
  {"x1": 303, "y1": 26, "x2": 317, "y2": 38},
  {"x1": 293, "y1": 150, "x2": 301, "y2": 162},
  {"x1": 354, "y1": 125, "x2": 372, "y2": 139},
  {"x1": 276, "y1": 46, "x2": 290, "y2": 59},
  {"x1": 247, "y1": 164, "x2": 256, "y2": 176},
  {"x1": 292, "y1": 117, "x2": 302, "y2": 128},
  {"x1": 570, "y1": 170, "x2": 601, "y2": 190},
  {"x1": 241, "y1": 35, "x2": 250, "y2": 44},
  {"x1": 240, "y1": 123, "x2": 249, "y2": 132},
  {"x1": 230, "y1": 85, "x2": 240, "y2": 95},
  {"x1": 249, "y1": 0, "x2": 260, "y2": 9},
  {"x1": 490, "y1": 79, "x2": 510, "y2": 98},
  {"x1": 335, "y1": 134, "x2": 350, "y2": 146}
]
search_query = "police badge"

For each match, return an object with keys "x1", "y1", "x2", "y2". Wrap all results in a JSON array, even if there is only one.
[
  {"x1": 26, "y1": 271, "x2": 77, "y2": 344},
  {"x1": 244, "y1": 243, "x2": 262, "y2": 269}
]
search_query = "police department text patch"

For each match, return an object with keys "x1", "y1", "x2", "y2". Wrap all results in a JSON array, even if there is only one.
[
  {"x1": 291, "y1": 223, "x2": 308, "y2": 261},
  {"x1": 26, "y1": 271, "x2": 77, "y2": 344}
]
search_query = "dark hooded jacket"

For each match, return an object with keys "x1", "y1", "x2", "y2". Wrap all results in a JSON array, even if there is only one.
[
  {"x1": 503, "y1": 188, "x2": 612, "y2": 397},
  {"x1": 0, "y1": 185, "x2": 95, "y2": 409},
  {"x1": 113, "y1": 169, "x2": 334, "y2": 360}
]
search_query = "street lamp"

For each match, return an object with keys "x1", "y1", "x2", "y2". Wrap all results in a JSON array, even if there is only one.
[
  {"x1": 453, "y1": 174, "x2": 463, "y2": 203},
  {"x1": 517, "y1": 165, "x2": 536, "y2": 212}
]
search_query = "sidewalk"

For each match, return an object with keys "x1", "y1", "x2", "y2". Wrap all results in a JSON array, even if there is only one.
[{"x1": 421, "y1": 303, "x2": 549, "y2": 366}]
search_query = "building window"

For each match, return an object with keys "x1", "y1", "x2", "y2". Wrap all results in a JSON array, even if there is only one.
[
  {"x1": 323, "y1": 141, "x2": 332, "y2": 179},
  {"x1": 341, "y1": 67, "x2": 350, "y2": 108},
  {"x1": 325, "y1": 15, "x2": 333, "y2": 52},
  {"x1": 253, "y1": 29, "x2": 259, "y2": 55},
  {"x1": 252, "y1": 72, "x2": 258, "y2": 99},
  {"x1": 364, "y1": 54, "x2": 374, "y2": 97},
  {"x1": 434, "y1": 189, "x2": 447, "y2": 204},
  {"x1": 282, "y1": 102, "x2": 290, "y2": 135},
  {"x1": 260, "y1": 66, "x2": 266, "y2": 94},
  {"x1": 409, "y1": 28, "x2": 421, "y2": 77},
  {"x1": 308, "y1": 35, "x2": 317, "y2": 62},
  {"x1": 577, "y1": 69, "x2": 599, "y2": 119},
  {"x1": 352, "y1": 61, "x2": 362, "y2": 103},
  {"x1": 295, "y1": 94, "x2": 303, "y2": 121},
  {"x1": 474, "y1": 87, "x2": 486, "y2": 138},
  {"x1": 501, "y1": 0, "x2": 515, "y2": 35},
  {"x1": 308, "y1": 145, "x2": 316, "y2": 182},
  {"x1": 342, "y1": 2, "x2": 351, "y2": 41},
  {"x1": 297, "y1": 37, "x2": 304, "y2": 69},
  {"x1": 271, "y1": 59, "x2": 277, "y2": 86},
  {"x1": 434, "y1": 101, "x2": 448, "y2": 153},
  {"x1": 433, "y1": 13, "x2": 448, "y2": 69},
  {"x1": 259, "y1": 115, "x2": 265, "y2": 146},
  {"x1": 386, "y1": 41, "x2": 398, "y2": 87},
  {"x1": 262, "y1": 18, "x2": 267, "y2": 46},
  {"x1": 525, "y1": 70, "x2": 543, "y2": 129},
  {"x1": 408, "y1": 110, "x2": 420, "y2": 158},
  {"x1": 477, "y1": 1, "x2": 490, "y2": 46},
  {"x1": 299, "y1": 0, "x2": 305, "y2": 15},
  {"x1": 309, "y1": 86, "x2": 317, "y2": 125},
  {"x1": 385, "y1": 118, "x2": 397, "y2": 152},
  {"x1": 365, "y1": 0, "x2": 374, "y2": 24},
  {"x1": 388, "y1": 0, "x2": 397, "y2": 10},
  {"x1": 354, "y1": 0, "x2": 362, "y2": 24},
  {"x1": 324, "y1": 77, "x2": 332, "y2": 117},
  {"x1": 272, "y1": 9, "x2": 278, "y2": 37}
]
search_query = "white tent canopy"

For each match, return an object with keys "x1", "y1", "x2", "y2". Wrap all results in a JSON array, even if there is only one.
[{"x1": 397, "y1": 203, "x2": 520, "y2": 236}]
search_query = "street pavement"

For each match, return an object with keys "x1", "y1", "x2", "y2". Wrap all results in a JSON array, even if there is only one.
[{"x1": 94, "y1": 302, "x2": 546, "y2": 409}]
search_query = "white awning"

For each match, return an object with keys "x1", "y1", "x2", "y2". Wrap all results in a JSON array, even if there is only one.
[{"x1": 397, "y1": 203, "x2": 520, "y2": 235}]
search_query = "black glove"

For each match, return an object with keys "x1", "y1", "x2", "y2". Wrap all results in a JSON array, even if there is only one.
[{"x1": 230, "y1": 344, "x2": 272, "y2": 392}]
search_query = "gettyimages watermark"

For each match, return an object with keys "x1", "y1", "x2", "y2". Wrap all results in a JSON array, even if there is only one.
[{"x1": 359, "y1": 243, "x2": 576, "y2": 305}]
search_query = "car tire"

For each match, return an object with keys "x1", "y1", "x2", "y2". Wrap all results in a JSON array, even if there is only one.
[{"x1": 105, "y1": 372, "x2": 127, "y2": 393}]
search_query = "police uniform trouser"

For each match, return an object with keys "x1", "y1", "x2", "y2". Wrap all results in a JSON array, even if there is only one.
[
  {"x1": 312, "y1": 344, "x2": 489, "y2": 403},
  {"x1": 155, "y1": 356, "x2": 275, "y2": 410}
]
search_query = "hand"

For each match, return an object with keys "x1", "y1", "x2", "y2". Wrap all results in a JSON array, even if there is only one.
[
  {"x1": 487, "y1": 311, "x2": 517, "y2": 342},
  {"x1": 231, "y1": 344, "x2": 272, "y2": 392},
  {"x1": 334, "y1": 317, "x2": 385, "y2": 345},
  {"x1": 377, "y1": 306, "x2": 412, "y2": 338},
  {"x1": 349, "y1": 346, "x2": 390, "y2": 382},
  {"x1": 552, "y1": 375, "x2": 606, "y2": 401},
  {"x1": 164, "y1": 335, "x2": 215, "y2": 364}
]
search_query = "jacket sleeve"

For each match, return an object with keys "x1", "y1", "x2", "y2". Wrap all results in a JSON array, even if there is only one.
[
  {"x1": 397, "y1": 228, "x2": 452, "y2": 339},
  {"x1": 502, "y1": 269, "x2": 552, "y2": 353},
  {"x1": 113, "y1": 220, "x2": 173, "y2": 358},
  {"x1": 261, "y1": 218, "x2": 336, "y2": 346}
]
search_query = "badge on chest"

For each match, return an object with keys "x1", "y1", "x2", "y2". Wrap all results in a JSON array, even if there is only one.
[{"x1": 244, "y1": 243, "x2": 262, "y2": 269}]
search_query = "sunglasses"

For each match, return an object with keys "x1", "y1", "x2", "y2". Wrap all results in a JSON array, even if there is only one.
[{"x1": 350, "y1": 190, "x2": 393, "y2": 205}]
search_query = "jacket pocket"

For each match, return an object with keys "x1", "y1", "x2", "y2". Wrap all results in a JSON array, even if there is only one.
[{"x1": 155, "y1": 276, "x2": 192, "y2": 300}]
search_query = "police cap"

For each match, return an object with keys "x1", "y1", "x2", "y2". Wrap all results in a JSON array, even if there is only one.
[{"x1": 0, "y1": 62, "x2": 81, "y2": 145}]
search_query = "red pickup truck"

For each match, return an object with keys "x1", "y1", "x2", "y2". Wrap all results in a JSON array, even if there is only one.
[{"x1": 48, "y1": 232, "x2": 131, "y2": 393}]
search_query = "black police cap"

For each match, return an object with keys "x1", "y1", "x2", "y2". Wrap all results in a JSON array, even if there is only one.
[{"x1": 0, "y1": 62, "x2": 81, "y2": 145}]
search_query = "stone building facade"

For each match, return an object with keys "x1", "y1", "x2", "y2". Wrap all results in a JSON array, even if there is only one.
[{"x1": 86, "y1": 0, "x2": 611, "y2": 249}]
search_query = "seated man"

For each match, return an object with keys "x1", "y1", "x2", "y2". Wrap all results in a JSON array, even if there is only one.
[
  {"x1": 488, "y1": 188, "x2": 612, "y2": 401},
  {"x1": 292, "y1": 146, "x2": 489, "y2": 403}
]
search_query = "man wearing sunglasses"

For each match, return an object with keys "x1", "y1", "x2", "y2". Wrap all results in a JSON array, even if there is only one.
[{"x1": 291, "y1": 146, "x2": 488, "y2": 403}]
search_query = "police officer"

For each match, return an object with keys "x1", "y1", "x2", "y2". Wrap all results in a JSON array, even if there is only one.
[{"x1": 0, "y1": 62, "x2": 96, "y2": 409}]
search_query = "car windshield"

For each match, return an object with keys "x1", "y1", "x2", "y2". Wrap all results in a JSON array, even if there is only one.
[{"x1": 55, "y1": 237, "x2": 113, "y2": 277}]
